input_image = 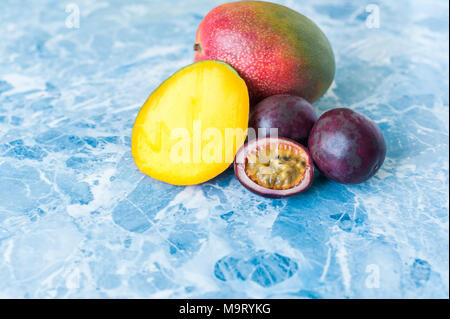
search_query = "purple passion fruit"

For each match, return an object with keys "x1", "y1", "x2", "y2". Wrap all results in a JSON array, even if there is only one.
[
  {"x1": 248, "y1": 94, "x2": 318, "y2": 145},
  {"x1": 308, "y1": 108, "x2": 386, "y2": 184},
  {"x1": 234, "y1": 137, "x2": 314, "y2": 198}
]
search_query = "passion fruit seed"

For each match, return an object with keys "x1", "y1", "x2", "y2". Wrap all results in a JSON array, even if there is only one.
[
  {"x1": 235, "y1": 137, "x2": 314, "y2": 198},
  {"x1": 245, "y1": 144, "x2": 307, "y2": 190}
]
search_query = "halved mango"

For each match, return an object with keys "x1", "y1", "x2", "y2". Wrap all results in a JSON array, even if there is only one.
[{"x1": 132, "y1": 60, "x2": 249, "y2": 185}]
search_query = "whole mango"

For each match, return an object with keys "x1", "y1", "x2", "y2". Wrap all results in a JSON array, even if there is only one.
[{"x1": 194, "y1": 1, "x2": 335, "y2": 104}]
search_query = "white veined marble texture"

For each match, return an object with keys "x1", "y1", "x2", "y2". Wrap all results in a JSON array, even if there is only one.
[{"x1": 0, "y1": 0, "x2": 448, "y2": 298}]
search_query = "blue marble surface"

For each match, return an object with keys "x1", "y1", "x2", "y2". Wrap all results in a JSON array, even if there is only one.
[{"x1": 0, "y1": 0, "x2": 448, "y2": 298}]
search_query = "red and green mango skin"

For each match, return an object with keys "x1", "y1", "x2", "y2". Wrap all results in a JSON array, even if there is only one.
[{"x1": 194, "y1": 1, "x2": 335, "y2": 104}]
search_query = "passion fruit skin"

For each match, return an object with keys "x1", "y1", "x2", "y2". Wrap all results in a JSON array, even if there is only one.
[
  {"x1": 234, "y1": 137, "x2": 314, "y2": 198},
  {"x1": 249, "y1": 94, "x2": 318, "y2": 145},
  {"x1": 308, "y1": 108, "x2": 386, "y2": 184}
]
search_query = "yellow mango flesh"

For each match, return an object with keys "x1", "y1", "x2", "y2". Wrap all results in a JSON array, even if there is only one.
[{"x1": 132, "y1": 61, "x2": 249, "y2": 185}]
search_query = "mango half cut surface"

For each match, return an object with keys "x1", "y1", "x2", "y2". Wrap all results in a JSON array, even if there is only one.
[{"x1": 132, "y1": 61, "x2": 250, "y2": 185}]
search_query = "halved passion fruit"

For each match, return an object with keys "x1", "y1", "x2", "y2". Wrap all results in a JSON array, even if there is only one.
[{"x1": 234, "y1": 137, "x2": 314, "y2": 198}]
